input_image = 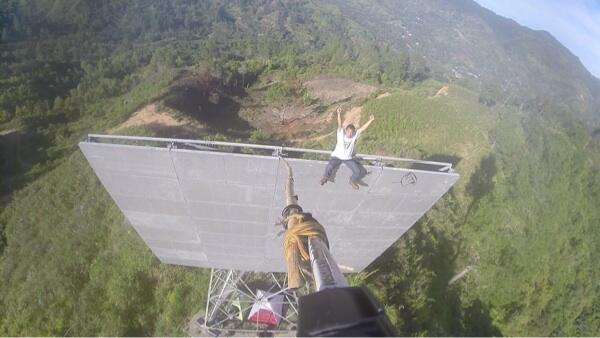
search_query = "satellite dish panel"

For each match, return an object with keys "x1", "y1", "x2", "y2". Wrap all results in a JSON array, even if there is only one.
[{"x1": 79, "y1": 135, "x2": 458, "y2": 272}]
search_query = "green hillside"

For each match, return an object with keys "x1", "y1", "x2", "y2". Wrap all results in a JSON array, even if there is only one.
[
  {"x1": 303, "y1": 82, "x2": 599, "y2": 335},
  {"x1": 360, "y1": 90, "x2": 599, "y2": 336},
  {"x1": 1, "y1": 0, "x2": 599, "y2": 336},
  {"x1": 0, "y1": 150, "x2": 209, "y2": 336}
]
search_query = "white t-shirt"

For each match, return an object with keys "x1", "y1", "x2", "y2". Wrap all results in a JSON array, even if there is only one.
[{"x1": 331, "y1": 128, "x2": 361, "y2": 160}]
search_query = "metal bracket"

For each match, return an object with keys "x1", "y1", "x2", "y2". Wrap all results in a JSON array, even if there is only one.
[
  {"x1": 439, "y1": 165, "x2": 453, "y2": 172},
  {"x1": 371, "y1": 157, "x2": 384, "y2": 168},
  {"x1": 184, "y1": 142, "x2": 218, "y2": 151},
  {"x1": 272, "y1": 146, "x2": 286, "y2": 157}
]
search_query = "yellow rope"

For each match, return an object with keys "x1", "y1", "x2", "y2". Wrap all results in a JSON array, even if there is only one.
[{"x1": 283, "y1": 212, "x2": 329, "y2": 289}]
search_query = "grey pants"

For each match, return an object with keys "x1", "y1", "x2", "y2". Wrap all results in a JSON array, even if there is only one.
[{"x1": 324, "y1": 157, "x2": 367, "y2": 182}]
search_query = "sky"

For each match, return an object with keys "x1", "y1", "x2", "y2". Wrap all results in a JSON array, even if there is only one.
[{"x1": 474, "y1": 0, "x2": 600, "y2": 78}]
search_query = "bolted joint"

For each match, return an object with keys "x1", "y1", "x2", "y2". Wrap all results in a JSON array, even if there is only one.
[{"x1": 281, "y1": 204, "x2": 303, "y2": 220}]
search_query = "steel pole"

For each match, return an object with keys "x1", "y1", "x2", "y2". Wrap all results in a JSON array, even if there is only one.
[{"x1": 308, "y1": 237, "x2": 348, "y2": 291}]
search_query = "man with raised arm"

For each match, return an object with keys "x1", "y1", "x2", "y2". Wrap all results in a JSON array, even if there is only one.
[{"x1": 319, "y1": 106, "x2": 375, "y2": 190}]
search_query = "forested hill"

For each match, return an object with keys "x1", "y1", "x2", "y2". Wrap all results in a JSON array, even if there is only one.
[
  {"x1": 330, "y1": 0, "x2": 600, "y2": 126},
  {"x1": 2, "y1": 0, "x2": 599, "y2": 126},
  {"x1": 1, "y1": 0, "x2": 600, "y2": 336}
]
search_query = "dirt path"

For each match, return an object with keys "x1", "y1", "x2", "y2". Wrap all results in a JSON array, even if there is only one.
[
  {"x1": 434, "y1": 85, "x2": 449, "y2": 97},
  {"x1": 0, "y1": 128, "x2": 19, "y2": 136},
  {"x1": 376, "y1": 92, "x2": 391, "y2": 99}
]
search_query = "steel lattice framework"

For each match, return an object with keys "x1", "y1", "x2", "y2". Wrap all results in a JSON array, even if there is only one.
[{"x1": 187, "y1": 268, "x2": 307, "y2": 336}]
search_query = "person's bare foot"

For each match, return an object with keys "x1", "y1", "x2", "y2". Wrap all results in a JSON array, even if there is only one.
[
  {"x1": 349, "y1": 180, "x2": 359, "y2": 190},
  {"x1": 319, "y1": 176, "x2": 329, "y2": 186}
]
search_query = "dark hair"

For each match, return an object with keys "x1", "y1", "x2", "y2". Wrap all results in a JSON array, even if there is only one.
[{"x1": 345, "y1": 124, "x2": 356, "y2": 132}]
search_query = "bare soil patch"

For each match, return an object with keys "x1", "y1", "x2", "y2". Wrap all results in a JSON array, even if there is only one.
[
  {"x1": 110, "y1": 104, "x2": 207, "y2": 138},
  {"x1": 244, "y1": 78, "x2": 376, "y2": 140},
  {"x1": 111, "y1": 104, "x2": 187, "y2": 131},
  {"x1": 376, "y1": 92, "x2": 391, "y2": 99},
  {"x1": 241, "y1": 102, "x2": 318, "y2": 136},
  {"x1": 304, "y1": 78, "x2": 376, "y2": 104},
  {"x1": 342, "y1": 106, "x2": 363, "y2": 128},
  {"x1": 434, "y1": 85, "x2": 449, "y2": 97}
]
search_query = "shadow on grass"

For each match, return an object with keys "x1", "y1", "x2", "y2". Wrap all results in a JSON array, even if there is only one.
[
  {"x1": 122, "y1": 271, "x2": 159, "y2": 336},
  {"x1": 466, "y1": 154, "x2": 497, "y2": 202},
  {"x1": 161, "y1": 77, "x2": 254, "y2": 139},
  {"x1": 0, "y1": 129, "x2": 50, "y2": 200}
]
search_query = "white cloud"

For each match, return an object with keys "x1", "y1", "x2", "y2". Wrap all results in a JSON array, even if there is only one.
[{"x1": 474, "y1": 0, "x2": 600, "y2": 78}]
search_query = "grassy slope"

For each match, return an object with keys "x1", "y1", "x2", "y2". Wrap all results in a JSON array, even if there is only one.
[
  {"x1": 358, "y1": 85, "x2": 599, "y2": 335},
  {"x1": 467, "y1": 117, "x2": 600, "y2": 336},
  {"x1": 303, "y1": 80, "x2": 599, "y2": 335}
]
